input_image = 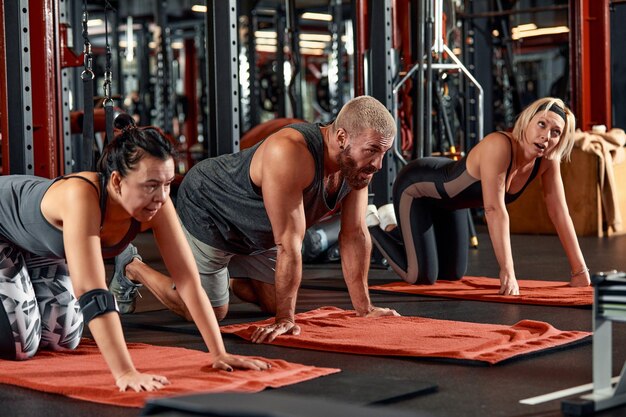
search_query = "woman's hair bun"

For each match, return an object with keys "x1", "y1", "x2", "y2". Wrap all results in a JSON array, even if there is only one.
[{"x1": 114, "y1": 113, "x2": 136, "y2": 130}]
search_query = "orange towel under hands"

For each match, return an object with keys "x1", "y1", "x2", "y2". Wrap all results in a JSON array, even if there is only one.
[
  {"x1": 221, "y1": 306, "x2": 590, "y2": 365},
  {"x1": 0, "y1": 339, "x2": 339, "y2": 408},
  {"x1": 370, "y1": 276, "x2": 593, "y2": 306}
]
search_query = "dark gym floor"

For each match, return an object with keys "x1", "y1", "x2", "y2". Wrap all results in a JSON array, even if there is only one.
[{"x1": 2, "y1": 227, "x2": 626, "y2": 417}]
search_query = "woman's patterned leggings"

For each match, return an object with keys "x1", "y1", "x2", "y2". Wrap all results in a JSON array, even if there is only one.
[{"x1": 0, "y1": 241, "x2": 83, "y2": 360}]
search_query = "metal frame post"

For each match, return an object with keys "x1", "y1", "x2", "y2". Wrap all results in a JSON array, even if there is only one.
[
  {"x1": 612, "y1": 3, "x2": 626, "y2": 129},
  {"x1": 354, "y1": 0, "x2": 367, "y2": 97},
  {"x1": 462, "y1": 0, "x2": 479, "y2": 151},
  {"x1": 155, "y1": 0, "x2": 173, "y2": 134},
  {"x1": 246, "y1": 7, "x2": 259, "y2": 128},
  {"x1": 206, "y1": 0, "x2": 240, "y2": 156},
  {"x1": 183, "y1": 37, "x2": 198, "y2": 169},
  {"x1": 413, "y1": 0, "x2": 425, "y2": 159},
  {"x1": 59, "y1": 0, "x2": 74, "y2": 174},
  {"x1": 274, "y1": 9, "x2": 286, "y2": 118},
  {"x1": 424, "y1": 1, "x2": 433, "y2": 156},
  {"x1": 1, "y1": 0, "x2": 35, "y2": 175},
  {"x1": 197, "y1": 24, "x2": 209, "y2": 154},
  {"x1": 285, "y1": 0, "x2": 302, "y2": 120},
  {"x1": 367, "y1": 0, "x2": 395, "y2": 206},
  {"x1": 111, "y1": 7, "x2": 123, "y2": 101},
  {"x1": 31, "y1": 0, "x2": 65, "y2": 177},
  {"x1": 137, "y1": 20, "x2": 152, "y2": 127},
  {"x1": 329, "y1": 0, "x2": 344, "y2": 117},
  {"x1": 570, "y1": 0, "x2": 612, "y2": 130},
  {"x1": 0, "y1": 1, "x2": 10, "y2": 173},
  {"x1": 461, "y1": 0, "x2": 493, "y2": 144},
  {"x1": 239, "y1": 1, "x2": 255, "y2": 133}
]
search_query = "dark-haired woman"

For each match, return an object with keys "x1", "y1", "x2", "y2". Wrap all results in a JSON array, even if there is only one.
[
  {"x1": 0, "y1": 118, "x2": 269, "y2": 392},
  {"x1": 370, "y1": 97, "x2": 591, "y2": 295}
]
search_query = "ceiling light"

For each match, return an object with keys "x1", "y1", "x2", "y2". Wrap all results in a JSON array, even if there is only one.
[
  {"x1": 300, "y1": 48, "x2": 325, "y2": 56},
  {"x1": 299, "y1": 33, "x2": 332, "y2": 42},
  {"x1": 256, "y1": 38, "x2": 278, "y2": 46},
  {"x1": 301, "y1": 12, "x2": 332, "y2": 21},
  {"x1": 87, "y1": 18, "x2": 103, "y2": 27},
  {"x1": 256, "y1": 45, "x2": 277, "y2": 53},
  {"x1": 255, "y1": 31, "x2": 278, "y2": 39},
  {"x1": 512, "y1": 26, "x2": 569, "y2": 40},
  {"x1": 191, "y1": 5, "x2": 207, "y2": 13},
  {"x1": 511, "y1": 23, "x2": 538, "y2": 34},
  {"x1": 299, "y1": 40, "x2": 327, "y2": 49}
]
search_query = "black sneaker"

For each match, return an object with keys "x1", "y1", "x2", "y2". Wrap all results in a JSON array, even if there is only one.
[{"x1": 109, "y1": 244, "x2": 143, "y2": 314}]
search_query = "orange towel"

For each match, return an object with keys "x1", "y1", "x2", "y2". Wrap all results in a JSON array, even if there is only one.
[
  {"x1": 370, "y1": 276, "x2": 593, "y2": 306},
  {"x1": 0, "y1": 339, "x2": 339, "y2": 408},
  {"x1": 221, "y1": 307, "x2": 590, "y2": 365}
]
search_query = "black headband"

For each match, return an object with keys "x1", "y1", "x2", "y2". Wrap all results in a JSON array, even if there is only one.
[{"x1": 537, "y1": 103, "x2": 566, "y2": 122}]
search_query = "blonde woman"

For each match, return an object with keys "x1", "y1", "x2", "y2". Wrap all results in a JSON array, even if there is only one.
[{"x1": 370, "y1": 97, "x2": 590, "y2": 295}]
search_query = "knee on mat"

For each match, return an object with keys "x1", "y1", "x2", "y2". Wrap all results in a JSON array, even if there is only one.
[
  {"x1": 438, "y1": 267, "x2": 466, "y2": 281},
  {"x1": 12, "y1": 333, "x2": 41, "y2": 361},
  {"x1": 41, "y1": 320, "x2": 82, "y2": 352},
  {"x1": 417, "y1": 276, "x2": 438, "y2": 285},
  {"x1": 403, "y1": 268, "x2": 438, "y2": 285},
  {"x1": 213, "y1": 305, "x2": 228, "y2": 322},
  {"x1": 0, "y1": 305, "x2": 41, "y2": 360},
  {"x1": 447, "y1": 273, "x2": 464, "y2": 281},
  {"x1": 414, "y1": 272, "x2": 438, "y2": 285},
  {"x1": 39, "y1": 300, "x2": 84, "y2": 352}
]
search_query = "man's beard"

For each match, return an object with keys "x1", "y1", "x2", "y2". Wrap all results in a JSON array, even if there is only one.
[{"x1": 338, "y1": 146, "x2": 377, "y2": 190}]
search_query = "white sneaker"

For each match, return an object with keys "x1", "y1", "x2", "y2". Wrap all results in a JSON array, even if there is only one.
[
  {"x1": 365, "y1": 204, "x2": 380, "y2": 227},
  {"x1": 378, "y1": 204, "x2": 397, "y2": 231}
]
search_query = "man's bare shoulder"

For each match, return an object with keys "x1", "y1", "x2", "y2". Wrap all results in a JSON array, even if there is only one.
[
  {"x1": 251, "y1": 127, "x2": 316, "y2": 189},
  {"x1": 262, "y1": 127, "x2": 313, "y2": 163}
]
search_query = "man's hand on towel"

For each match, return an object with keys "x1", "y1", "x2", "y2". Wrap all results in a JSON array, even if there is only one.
[
  {"x1": 116, "y1": 369, "x2": 170, "y2": 392},
  {"x1": 212, "y1": 353, "x2": 272, "y2": 372},
  {"x1": 251, "y1": 318, "x2": 301, "y2": 344},
  {"x1": 499, "y1": 273, "x2": 520, "y2": 296},
  {"x1": 359, "y1": 306, "x2": 401, "y2": 318}
]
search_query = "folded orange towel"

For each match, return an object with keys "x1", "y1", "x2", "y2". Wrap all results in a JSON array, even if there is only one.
[
  {"x1": 370, "y1": 276, "x2": 592, "y2": 306},
  {"x1": 221, "y1": 307, "x2": 590, "y2": 365},
  {"x1": 0, "y1": 339, "x2": 339, "y2": 408}
]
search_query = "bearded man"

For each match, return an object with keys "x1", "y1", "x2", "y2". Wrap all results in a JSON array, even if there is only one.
[{"x1": 111, "y1": 95, "x2": 400, "y2": 343}]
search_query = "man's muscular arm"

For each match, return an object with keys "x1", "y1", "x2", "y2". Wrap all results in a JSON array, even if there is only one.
[
  {"x1": 249, "y1": 130, "x2": 313, "y2": 343},
  {"x1": 339, "y1": 187, "x2": 400, "y2": 317}
]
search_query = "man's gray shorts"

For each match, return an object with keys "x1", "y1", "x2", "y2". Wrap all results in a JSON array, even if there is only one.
[{"x1": 181, "y1": 223, "x2": 276, "y2": 307}]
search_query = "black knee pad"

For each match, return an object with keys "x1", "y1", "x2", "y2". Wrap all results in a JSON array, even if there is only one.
[{"x1": 78, "y1": 289, "x2": 119, "y2": 325}]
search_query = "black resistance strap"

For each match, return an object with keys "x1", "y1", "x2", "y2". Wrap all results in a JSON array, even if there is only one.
[
  {"x1": 103, "y1": 0, "x2": 115, "y2": 148},
  {"x1": 81, "y1": 0, "x2": 95, "y2": 171}
]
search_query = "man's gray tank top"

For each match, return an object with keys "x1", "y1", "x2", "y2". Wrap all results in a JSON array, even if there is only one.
[{"x1": 177, "y1": 122, "x2": 352, "y2": 255}]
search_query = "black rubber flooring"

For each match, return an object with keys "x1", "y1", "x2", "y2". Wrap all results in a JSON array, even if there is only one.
[{"x1": 2, "y1": 228, "x2": 626, "y2": 417}]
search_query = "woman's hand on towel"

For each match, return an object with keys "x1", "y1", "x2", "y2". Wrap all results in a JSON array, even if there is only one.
[
  {"x1": 116, "y1": 370, "x2": 170, "y2": 392},
  {"x1": 499, "y1": 273, "x2": 520, "y2": 296},
  {"x1": 212, "y1": 353, "x2": 272, "y2": 372},
  {"x1": 570, "y1": 271, "x2": 591, "y2": 287},
  {"x1": 251, "y1": 318, "x2": 301, "y2": 344},
  {"x1": 360, "y1": 306, "x2": 401, "y2": 318}
]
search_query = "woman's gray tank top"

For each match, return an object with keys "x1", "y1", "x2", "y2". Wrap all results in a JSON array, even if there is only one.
[
  {"x1": 0, "y1": 176, "x2": 67, "y2": 258},
  {"x1": 0, "y1": 175, "x2": 140, "y2": 259}
]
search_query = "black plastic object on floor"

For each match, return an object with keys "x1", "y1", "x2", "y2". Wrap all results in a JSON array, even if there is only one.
[
  {"x1": 287, "y1": 373, "x2": 438, "y2": 406},
  {"x1": 302, "y1": 214, "x2": 341, "y2": 263},
  {"x1": 141, "y1": 391, "x2": 432, "y2": 417}
]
